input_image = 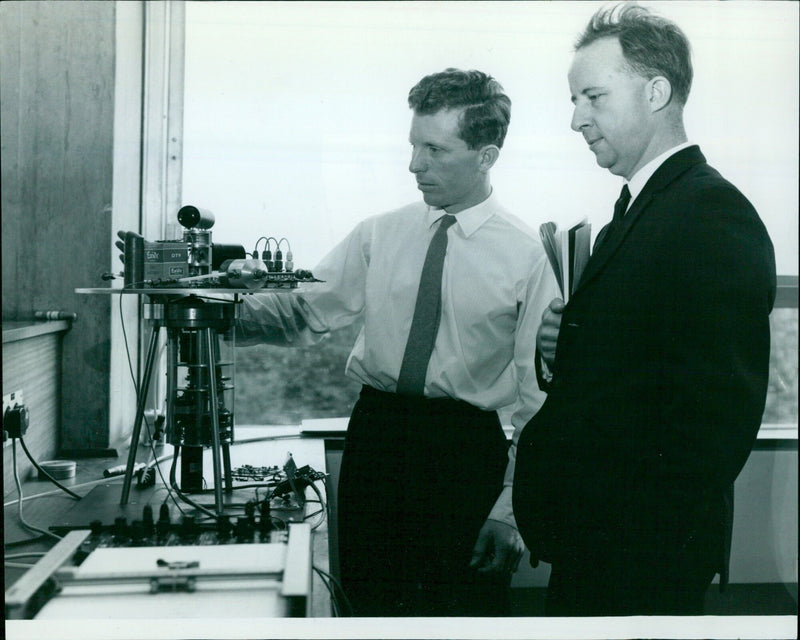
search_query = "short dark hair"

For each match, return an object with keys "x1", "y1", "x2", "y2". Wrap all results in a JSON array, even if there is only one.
[
  {"x1": 408, "y1": 68, "x2": 511, "y2": 149},
  {"x1": 576, "y1": 2, "x2": 693, "y2": 105}
]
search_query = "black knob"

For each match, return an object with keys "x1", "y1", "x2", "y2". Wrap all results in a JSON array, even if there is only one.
[
  {"x1": 180, "y1": 515, "x2": 197, "y2": 538},
  {"x1": 130, "y1": 521, "x2": 145, "y2": 545},
  {"x1": 113, "y1": 517, "x2": 128, "y2": 539},
  {"x1": 157, "y1": 504, "x2": 171, "y2": 538},
  {"x1": 142, "y1": 505, "x2": 155, "y2": 535},
  {"x1": 217, "y1": 515, "x2": 232, "y2": 539},
  {"x1": 259, "y1": 502, "x2": 274, "y2": 536},
  {"x1": 234, "y1": 517, "x2": 254, "y2": 542},
  {"x1": 245, "y1": 501, "x2": 257, "y2": 526}
]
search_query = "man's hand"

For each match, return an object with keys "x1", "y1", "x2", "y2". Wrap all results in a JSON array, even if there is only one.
[
  {"x1": 535, "y1": 297, "x2": 565, "y2": 368},
  {"x1": 469, "y1": 519, "x2": 524, "y2": 575}
]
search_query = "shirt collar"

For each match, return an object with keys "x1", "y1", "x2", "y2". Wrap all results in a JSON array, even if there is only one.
[
  {"x1": 425, "y1": 190, "x2": 498, "y2": 238},
  {"x1": 625, "y1": 141, "x2": 694, "y2": 209}
]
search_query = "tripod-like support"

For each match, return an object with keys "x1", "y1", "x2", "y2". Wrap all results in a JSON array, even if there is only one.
[{"x1": 120, "y1": 295, "x2": 236, "y2": 516}]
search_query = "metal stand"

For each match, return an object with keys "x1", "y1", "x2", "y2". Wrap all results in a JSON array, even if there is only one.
[{"x1": 120, "y1": 296, "x2": 236, "y2": 516}]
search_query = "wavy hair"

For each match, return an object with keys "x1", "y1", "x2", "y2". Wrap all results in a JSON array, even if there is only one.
[
  {"x1": 408, "y1": 68, "x2": 511, "y2": 149},
  {"x1": 576, "y1": 3, "x2": 693, "y2": 105}
]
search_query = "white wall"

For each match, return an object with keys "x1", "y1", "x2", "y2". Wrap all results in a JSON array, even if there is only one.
[{"x1": 181, "y1": 0, "x2": 798, "y2": 275}]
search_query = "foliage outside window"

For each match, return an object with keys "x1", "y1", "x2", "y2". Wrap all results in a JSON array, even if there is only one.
[
  {"x1": 232, "y1": 306, "x2": 798, "y2": 428},
  {"x1": 233, "y1": 324, "x2": 362, "y2": 425},
  {"x1": 764, "y1": 307, "x2": 798, "y2": 425}
]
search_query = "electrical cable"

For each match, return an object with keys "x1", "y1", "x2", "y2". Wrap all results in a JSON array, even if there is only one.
[
  {"x1": 4, "y1": 552, "x2": 48, "y2": 561},
  {"x1": 230, "y1": 433, "x2": 311, "y2": 444},
  {"x1": 17, "y1": 435, "x2": 81, "y2": 500},
  {"x1": 252, "y1": 236, "x2": 271, "y2": 256},
  {"x1": 313, "y1": 567, "x2": 340, "y2": 618},
  {"x1": 312, "y1": 566, "x2": 353, "y2": 617},
  {"x1": 214, "y1": 483, "x2": 281, "y2": 492},
  {"x1": 255, "y1": 236, "x2": 278, "y2": 263},
  {"x1": 168, "y1": 445, "x2": 214, "y2": 518},
  {"x1": 303, "y1": 481, "x2": 327, "y2": 531},
  {"x1": 5, "y1": 562, "x2": 37, "y2": 570},
  {"x1": 4, "y1": 475, "x2": 122, "y2": 508},
  {"x1": 277, "y1": 238, "x2": 293, "y2": 271},
  {"x1": 119, "y1": 288, "x2": 138, "y2": 395},
  {"x1": 3, "y1": 535, "x2": 48, "y2": 549},
  {"x1": 304, "y1": 509, "x2": 325, "y2": 527},
  {"x1": 140, "y1": 409, "x2": 187, "y2": 514},
  {"x1": 313, "y1": 567, "x2": 340, "y2": 616},
  {"x1": 11, "y1": 441, "x2": 62, "y2": 543}
]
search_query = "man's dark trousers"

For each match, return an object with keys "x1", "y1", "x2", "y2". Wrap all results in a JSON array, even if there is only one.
[{"x1": 338, "y1": 386, "x2": 511, "y2": 617}]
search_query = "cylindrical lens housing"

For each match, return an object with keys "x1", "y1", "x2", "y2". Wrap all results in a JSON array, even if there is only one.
[{"x1": 177, "y1": 205, "x2": 215, "y2": 230}]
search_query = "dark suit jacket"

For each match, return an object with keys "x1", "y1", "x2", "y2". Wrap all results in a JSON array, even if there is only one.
[{"x1": 513, "y1": 146, "x2": 776, "y2": 576}]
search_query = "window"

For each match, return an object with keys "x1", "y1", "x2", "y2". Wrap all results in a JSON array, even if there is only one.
[
  {"x1": 178, "y1": 1, "x2": 798, "y2": 427},
  {"x1": 764, "y1": 279, "x2": 799, "y2": 427}
]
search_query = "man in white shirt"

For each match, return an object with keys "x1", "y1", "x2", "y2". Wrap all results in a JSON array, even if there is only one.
[{"x1": 236, "y1": 68, "x2": 558, "y2": 615}]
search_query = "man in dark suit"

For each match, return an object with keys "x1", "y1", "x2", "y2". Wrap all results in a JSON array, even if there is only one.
[{"x1": 513, "y1": 3, "x2": 776, "y2": 616}]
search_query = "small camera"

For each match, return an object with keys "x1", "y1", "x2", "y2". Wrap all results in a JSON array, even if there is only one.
[{"x1": 123, "y1": 206, "x2": 245, "y2": 288}]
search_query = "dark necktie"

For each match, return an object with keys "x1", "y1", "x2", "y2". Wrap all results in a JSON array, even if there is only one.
[
  {"x1": 612, "y1": 183, "x2": 632, "y2": 224},
  {"x1": 594, "y1": 184, "x2": 631, "y2": 251},
  {"x1": 396, "y1": 214, "x2": 457, "y2": 396}
]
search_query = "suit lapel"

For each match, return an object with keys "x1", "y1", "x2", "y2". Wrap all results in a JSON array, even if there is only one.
[{"x1": 573, "y1": 145, "x2": 707, "y2": 295}]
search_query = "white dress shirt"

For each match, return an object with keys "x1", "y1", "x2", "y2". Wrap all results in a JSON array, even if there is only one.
[
  {"x1": 235, "y1": 191, "x2": 559, "y2": 526},
  {"x1": 624, "y1": 141, "x2": 694, "y2": 211}
]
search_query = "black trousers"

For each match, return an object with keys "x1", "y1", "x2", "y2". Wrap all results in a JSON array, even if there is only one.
[
  {"x1": 337, "y1": 386, "x2": 511, "y2": 617},
  {"x1": 545, "y1": 547, "x2": 718, "y2": 616}
]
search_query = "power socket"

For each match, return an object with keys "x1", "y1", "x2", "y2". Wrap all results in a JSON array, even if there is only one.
[
  {"x1": 3, "y1": 389, "x2": 24, "y2": 415},
  {"x1": 3, "y1": 390, "x2": 27, "y2": 443}
]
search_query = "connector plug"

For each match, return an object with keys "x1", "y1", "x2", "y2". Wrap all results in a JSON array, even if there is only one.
[{"x1": 4, "y1": 404, "x2": 30, "y2": 439}]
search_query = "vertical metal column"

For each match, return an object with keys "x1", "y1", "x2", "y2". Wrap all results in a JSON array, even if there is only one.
[
  {"x1": 204, "y1": 327, "x2": 225, "y2": 515},
  {"x1": 120, "y1": 323, "x2": 162, "y2": 504}
]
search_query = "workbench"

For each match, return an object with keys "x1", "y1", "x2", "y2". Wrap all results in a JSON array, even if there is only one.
[{"x1": 4, "y1": 426, "x2": 333, "y2": 622}]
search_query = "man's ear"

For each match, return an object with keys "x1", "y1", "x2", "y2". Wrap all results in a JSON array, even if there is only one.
[
  {"x1": 647, "y1": 76, "x2": 673, "y2": 112},
  {"x1": 478, "y1": 145, "x2": 500, "y2": 172}
]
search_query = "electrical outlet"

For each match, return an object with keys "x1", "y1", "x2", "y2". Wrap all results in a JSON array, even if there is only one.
[
  {"x1": 3, "y1": 390, "x2": 25, "y2": 446},
  {"x1": 3, "y1": 390, "x2": 24, "y2": 415}
]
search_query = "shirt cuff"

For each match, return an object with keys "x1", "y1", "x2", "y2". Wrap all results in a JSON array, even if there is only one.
[
  {"x1": 487, "y1": 485, "x2": 517, "y2": 529},
  {"x1": 535, "y1": 348, "x2": 554, "y2": 392}
]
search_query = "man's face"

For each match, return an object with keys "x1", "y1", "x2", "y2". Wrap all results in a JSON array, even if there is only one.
[
  {"x1": 408, "y1": 108, "x2": 488, "y2": 214},
  {"x1": 568, "y1": 37, "x2": 654, "y2": 180}
]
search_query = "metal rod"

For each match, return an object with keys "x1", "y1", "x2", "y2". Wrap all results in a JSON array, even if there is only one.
[
  {"x1": 121, "y1": 323, "x2": 162, "y2": 504},
  {"x1": 53, "y1": 568, "x2": 283, "y2": 586},
  {"x1": 223, "y1": 443, "x2": 233, "y2": 494},
  {"x1": 166, "y1": 328, "x2": 177, "y2": 454},
  {"x1": 205, "y1": 327, "x2": 225, "y2": 515}
]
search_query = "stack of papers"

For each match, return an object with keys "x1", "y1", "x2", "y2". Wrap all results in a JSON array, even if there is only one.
[{"x1": 540, "y1": 219, "x2": 591, "y2": 303}]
